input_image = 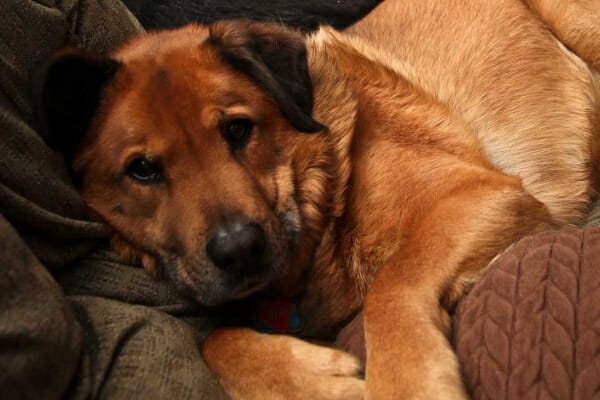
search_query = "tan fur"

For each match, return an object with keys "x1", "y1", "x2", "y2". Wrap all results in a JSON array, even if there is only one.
[
  {"x1": 522, "y1": 0, "x2": 600, "y2": 70},
  {"x1": 63, "y1": 0, "x2": 600, "y2": 398},
  {"x1": 203, "y1": 328, "x2": 364, "y2": 400}
]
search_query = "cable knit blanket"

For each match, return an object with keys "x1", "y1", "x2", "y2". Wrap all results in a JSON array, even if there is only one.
[
  {"x1": 336, "y1": 220, "x2": 600, "y2": 400},
  {"x1": 454, "y1": 227, "x2": 600, "y2": 400}
]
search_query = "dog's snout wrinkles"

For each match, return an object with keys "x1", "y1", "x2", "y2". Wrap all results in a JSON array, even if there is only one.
[{"x1": 206, "y1": 220, "x2": 267, "y2": 273}]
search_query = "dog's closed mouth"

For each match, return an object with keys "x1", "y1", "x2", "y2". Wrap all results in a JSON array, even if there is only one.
[{"x1": 230, "y1": 280, "x2": 271, "y2": 300}]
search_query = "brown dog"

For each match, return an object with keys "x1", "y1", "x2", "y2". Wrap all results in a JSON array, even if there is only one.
[{"x1": 37, "y1": 0, "x2": 599, "y2": 398}]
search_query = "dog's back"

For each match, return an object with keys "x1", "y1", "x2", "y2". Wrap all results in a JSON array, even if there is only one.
[{"x1": 346, "y1": 0, "x2": 600, "y2": 226}]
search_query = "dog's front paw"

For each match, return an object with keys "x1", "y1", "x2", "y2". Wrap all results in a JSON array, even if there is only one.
[
  {"x1": 202, "y1": 328, "x2": 364, "y2": 400},
  {"x1": 286, "y1": 335, "x2": 365, "y2": 399}
]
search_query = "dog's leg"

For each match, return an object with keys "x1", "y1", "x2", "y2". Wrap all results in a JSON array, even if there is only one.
[
  {"x1": 202, "y1": 327, "x2": 365, "y2": 400},
  {"x1": 364, "y1": 181, "x2": 554, "y2": 399},
  {"x1": 523, "y1": 0, "x2": 600, "y2": 69}
]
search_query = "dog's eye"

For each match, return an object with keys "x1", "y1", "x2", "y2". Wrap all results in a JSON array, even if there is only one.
[
  {"x1": 126, "y1": 157, "x2": 164, "y2": 184},
  {"x1": 222, "y1": 118, "x2": 253, "y2": 150}
]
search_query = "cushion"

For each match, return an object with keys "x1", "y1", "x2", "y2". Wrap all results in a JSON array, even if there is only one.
[
  {"x1": 335, "y1": 227, "x2": 600, "y2": 399},
  {"x1": 454, "y1": 227, "x2": 600, "y2": 399}
]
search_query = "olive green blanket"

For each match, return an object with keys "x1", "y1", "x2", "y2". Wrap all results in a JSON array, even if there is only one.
[{"x1": 0, "y1": 1, "x2": 227, "y2": 398}]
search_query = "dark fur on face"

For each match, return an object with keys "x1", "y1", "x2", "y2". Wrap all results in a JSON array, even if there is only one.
[{"x1": 208, "y1": 21, "x2": 325, "y2": 133}]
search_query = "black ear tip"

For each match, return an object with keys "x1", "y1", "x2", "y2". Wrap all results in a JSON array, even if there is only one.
[
  {"x1": 288, "y1": 108, "x2": 326, "y2": 133},
  {"x1": 303, "y1": 119, "x2": 327, "y2": 133},
  {"x1": 285, "y1": 106, "x2": 326, "y2": 133}
]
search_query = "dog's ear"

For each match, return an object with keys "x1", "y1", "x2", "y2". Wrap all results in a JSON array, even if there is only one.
[
  {"x1": 208, "y1": 21, "x2": 325, "y2": 133},
  {"x1": 33, "y1": 49, "x2": 121, "y2": 164}
]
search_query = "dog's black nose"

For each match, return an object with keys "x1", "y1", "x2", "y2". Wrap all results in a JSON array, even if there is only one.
[{"x1": 206, "y1": 220, "x2": 267, "y2": 273}]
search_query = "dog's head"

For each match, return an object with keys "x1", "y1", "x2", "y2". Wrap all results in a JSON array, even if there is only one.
[{"x1": 36, "y1": 22, "x2": 334, "y2": 306}]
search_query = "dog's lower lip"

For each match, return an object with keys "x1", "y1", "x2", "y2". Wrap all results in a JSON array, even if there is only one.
[{"x1": 230, "y1": 280, "x2": 270, "y2": 299}]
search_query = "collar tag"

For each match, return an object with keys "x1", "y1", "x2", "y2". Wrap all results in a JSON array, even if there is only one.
[{"x1": 253, "y1": 298, "x2": 303, "y2": 334}]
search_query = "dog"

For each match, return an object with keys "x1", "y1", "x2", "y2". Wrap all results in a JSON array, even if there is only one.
[{"x1": 36, "y1": 0, "x2": 600, "y2": 398}]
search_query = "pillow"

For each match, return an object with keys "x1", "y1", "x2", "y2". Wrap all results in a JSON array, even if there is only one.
[{"x1": 335, "y1": 227, "x2": 600, "y2": 399}]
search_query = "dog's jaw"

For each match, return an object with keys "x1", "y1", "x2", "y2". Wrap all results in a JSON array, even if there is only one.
[
  {"x1": 160, "y1": 252, "x2": 286, "y2": 307},
  {"x1": 110, "y1": 233, "x2": 163, "y2": 279}
]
